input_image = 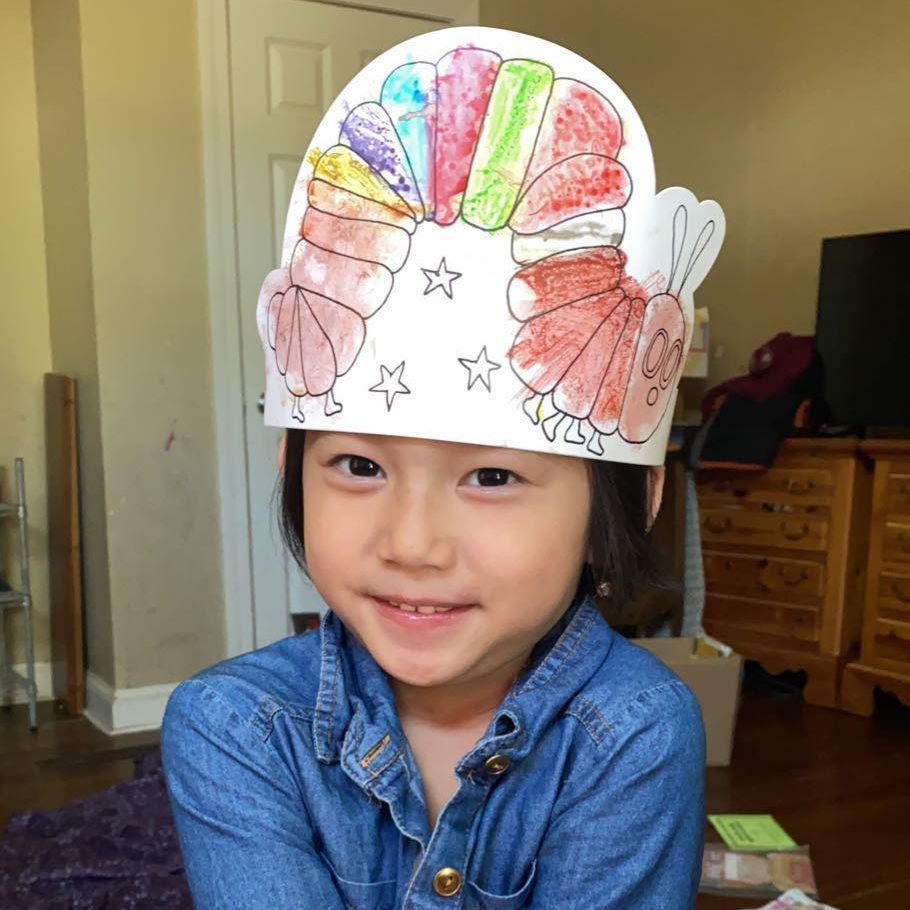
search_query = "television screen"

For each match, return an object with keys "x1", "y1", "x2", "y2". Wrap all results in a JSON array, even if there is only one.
[{"x1": 815, "y1": 229, "x2": 910, "y2": 428}]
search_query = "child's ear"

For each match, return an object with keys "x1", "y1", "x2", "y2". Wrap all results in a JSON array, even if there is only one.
[
  {"x1": 646, "y1": 465, "x2": 665, "y2": 531},
  {"x1": 276, "y1": 431, "x2": 288, "y2": 475}
]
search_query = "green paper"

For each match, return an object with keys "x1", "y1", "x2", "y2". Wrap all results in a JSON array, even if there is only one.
[{"x1": 708, "y1": 814, "x2": 798, "y2": 851}]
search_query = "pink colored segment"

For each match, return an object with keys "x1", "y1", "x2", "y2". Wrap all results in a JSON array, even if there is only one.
[
  {"x1": 302, "y1": 208, "x2": 410, "y2": 272},
  {"x1": 619, "y1": 293, "x2": 686, "y2": 442},
  {"x1": 510, "y1": 154, "x2": 631, "y2": 234},
  {"x1": 307, "y1": 180, "x2": 416, "y2": 233},
  {"x1": 434, "y1": 48, "x2": 501, "y2": 225},
  {"x1": 290, "y1": 239, "x2": 392, "y2": 319},
  {"x1": 302, "y1": 289, "x2": 365, "y2": 376},
  {"x1": 270, "y1": 287, "x2": 335, "y2": 396}
]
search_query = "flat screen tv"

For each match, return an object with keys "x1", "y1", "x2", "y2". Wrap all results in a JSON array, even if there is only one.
[{"x1": 815, "y1": 229, "x2": 910, "y2": 429}]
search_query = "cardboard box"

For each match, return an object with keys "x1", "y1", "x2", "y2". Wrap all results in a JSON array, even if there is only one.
[{"x1": 632, "y1": 636, "x2": 743, "y2": 766}]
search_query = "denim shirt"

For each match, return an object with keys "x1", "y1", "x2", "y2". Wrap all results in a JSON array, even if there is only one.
[{"x1": 161, "y1": 593, "x2": 706, "y2": 910}]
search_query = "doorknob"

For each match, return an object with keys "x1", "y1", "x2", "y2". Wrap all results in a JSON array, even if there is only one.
[{"x1": 257, "y1": 392, "x2": 265, "y2": 414}]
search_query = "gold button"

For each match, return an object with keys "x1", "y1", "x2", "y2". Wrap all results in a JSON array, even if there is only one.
[
  {"x1": 484, "y1": 753, "x2": 511, "y2": 775},
  {"x1": 433, "y1": 867, "x2": 463, "y2": 897}
]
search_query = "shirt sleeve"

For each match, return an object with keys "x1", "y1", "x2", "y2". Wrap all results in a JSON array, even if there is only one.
[
  {"x1": 160, "y1": 677, "x2": 347, "y2": 910},
  {"x1": 524, "y1": 680, "x2": 706, "y2": 910}
]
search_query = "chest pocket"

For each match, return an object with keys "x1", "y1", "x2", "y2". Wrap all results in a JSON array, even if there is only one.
[
  {"x1": 465, "y1": 858, "x2": 538, "y2": 910},
  {"x1": 318, "y1": 850, "x2": 398, "y2": 910}
]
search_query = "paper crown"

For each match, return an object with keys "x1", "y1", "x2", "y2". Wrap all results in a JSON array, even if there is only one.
[{"x1": 257, "y1": 26, "x2": 725, "y2": 465}]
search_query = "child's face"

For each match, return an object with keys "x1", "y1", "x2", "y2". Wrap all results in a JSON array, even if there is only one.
[{"x1": 301, "y1": 432, "x2": 591, "y2": 695}]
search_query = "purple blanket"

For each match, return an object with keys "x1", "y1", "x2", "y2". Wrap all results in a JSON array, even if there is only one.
[{"x1": 0, "y1": 749, "x2": 191, "y2": 909}]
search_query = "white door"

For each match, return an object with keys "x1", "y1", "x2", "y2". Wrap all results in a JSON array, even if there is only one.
[{"x1": 226, "y1": 0, "x2": 475, "y2": 648}]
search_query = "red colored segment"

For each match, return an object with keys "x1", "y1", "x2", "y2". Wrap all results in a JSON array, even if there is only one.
[
  {"x1": 509, "y1": 289, "x2": 626, "y2": 394},
  {"x1": 523, "y1": 78, "x2": 623, "y2": 190},
  {"x1": 510, "y1": 154, "x2": 631, "y2": 234},
  {"x1": 508, "y1": 246, "x2": 625, "y2": 320},
  {"x1": 552, "y1": 294, "x2": 631, "y2": 417},
  {"x1": 590, "y1": 296, "x2": 646, "y2": 434}
]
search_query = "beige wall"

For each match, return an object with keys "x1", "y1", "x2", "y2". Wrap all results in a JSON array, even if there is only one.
[
  {"x1": 8, "y1": 0, "x2": 226, "y2": 695},
  {"x1": 0, "y1": 1, "x2": 52, "y2": 675},
  {"x1": 481, "y1": 0, "x2": 910, "y2": 383},
  {"x1": 32, "y1": 0, "x2": 115, "y2": 685},
  {"x1": 73, "y1": 0, "x2": 226, "y2": 688}
]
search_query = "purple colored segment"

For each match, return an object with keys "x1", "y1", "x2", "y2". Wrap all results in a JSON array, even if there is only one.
[{"x1": 340, "y1": 103, "x2": 422, "y2": 218}]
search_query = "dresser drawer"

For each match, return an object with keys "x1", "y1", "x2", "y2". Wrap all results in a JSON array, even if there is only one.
[
  {"x1": 705, "y1": 593, "x2": 821, "y2": 646},
  {"x1": 698, "y1": 465, "x2": 834, "y2": 508},
  {"x1": 882, "y1": 522, "x2": 910, "y2": 567},
  {"x1": 884, "y1": 465, "x2": 910, "y2": 517},
  {"x1": 703, "y1": 551, "x2": 824, "y2": 601},
  {"x1": 867, "y1": 618, "x2": 910, "y2": 670},
  {"x1": 700, "y1": 507, "x2": 828, "y2": 552},
  {"x1": 871, "y1": 569, "x2": 910, "y2": 623}
]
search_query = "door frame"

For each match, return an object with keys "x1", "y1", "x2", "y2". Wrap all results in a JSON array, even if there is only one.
[{"x1": 195, "y1": 0, "x2": 480, "y2": 657}]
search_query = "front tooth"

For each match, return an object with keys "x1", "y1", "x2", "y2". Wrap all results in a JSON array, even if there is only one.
[
  {"x1": 416, "y1": 605, "x2": 436, "y2": 614},
  {"x1": 397, "y1": 602, "x2": 417, "y2": 612}
]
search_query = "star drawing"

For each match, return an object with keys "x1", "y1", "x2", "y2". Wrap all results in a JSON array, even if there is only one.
[
  {"x1": 421, "y1": 257, "x2": 462, "y2": 299},
  {"x1": 369, "y1": 361, "x2": 411, "y2": 410},
  {"x1": 459, "y1": 346, "x2": 501, "y2": 392}
]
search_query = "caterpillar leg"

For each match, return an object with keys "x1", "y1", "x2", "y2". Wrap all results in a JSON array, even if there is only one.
[
  {"x1": 522, "y1": 392, "x2": 544, "y2": 425},
  {"x1": 324, "y1": 389, "x2": 343, "y2": 416}
]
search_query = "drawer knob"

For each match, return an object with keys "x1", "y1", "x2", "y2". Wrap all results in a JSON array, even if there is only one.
[
  {"x1": 897, "y1": 532, "x2": 910, "y2": 554},
  {"x1": 779, "y1": 520, "x2": 811, "y2": 541},
  {"x1": 890, "y1": 579, "x2": 910, "y2": 603},
  {"x1": 778, "y1": 567, "x2": 810, "y2": 587},
  {"x1": 705, "y1": 515, "x2": 733, "y2": 534},
  {"x1": 787, "y1": 479, "x2": 815, "y2": 495}
]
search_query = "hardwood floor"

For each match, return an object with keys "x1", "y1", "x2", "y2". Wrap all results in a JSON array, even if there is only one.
[
  {"x1": 1, "y1": 675, "x2": 907, "y2": 909},
  {"x1": 699, "y1": 680, "x2": 910, "y2": 909},
  {"x1": 0, "y1": 701, "x2": 159, "y2": 827}
]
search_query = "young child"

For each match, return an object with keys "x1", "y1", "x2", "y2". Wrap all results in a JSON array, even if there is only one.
[{"x1": 162, "y1": 26, "x2": 724, "y2": 910}]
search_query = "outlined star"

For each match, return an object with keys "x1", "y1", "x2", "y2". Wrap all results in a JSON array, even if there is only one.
[
  {"x1": 421, "y1": 257, "x2": 462, "y2": 299},
  {"x1": 369, "y1": 361, "x2": 411, "y2": 410},
  {"x1": 458, "y1": 346, "x2": 501, "y2": 391}
]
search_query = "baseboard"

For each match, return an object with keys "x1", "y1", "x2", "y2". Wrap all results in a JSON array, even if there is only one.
[
  {"x1": 84, "y1": 671, "x2": 178, "y2": 735},
  {"x1": 2, "y1": 660, "x2": 53, "y2": 703}
]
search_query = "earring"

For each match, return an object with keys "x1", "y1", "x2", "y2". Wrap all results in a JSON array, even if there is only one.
[{"x1": 595, "y1": 579, "x2": 612, "y2": 598}]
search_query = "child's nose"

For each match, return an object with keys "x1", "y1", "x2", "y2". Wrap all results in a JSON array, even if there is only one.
[{"x1": 378, "y1": 491, "x2": 455, "y2": 571}]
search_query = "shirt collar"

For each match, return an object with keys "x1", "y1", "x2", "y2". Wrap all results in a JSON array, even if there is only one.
[{"x1": 312, "y1": 587, "x2": 615, "y2": 768}]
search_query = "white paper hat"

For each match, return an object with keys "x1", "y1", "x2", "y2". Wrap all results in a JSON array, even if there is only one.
[{"x1": 257, "y1": 26, "x2": 725, "y2": 465}]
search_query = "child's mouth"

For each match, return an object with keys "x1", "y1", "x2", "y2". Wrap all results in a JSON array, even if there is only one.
[{"x1": 371, "y1": 595, "x2": 476, "y2": 626}]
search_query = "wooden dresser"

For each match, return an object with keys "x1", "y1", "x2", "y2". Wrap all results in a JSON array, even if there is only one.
[
  {"x1": 696, "y1": 439, "x2": 871, "y2": 708},
  {"x1": 840, "y1": 441, "x2": 910, "y2": 714}
]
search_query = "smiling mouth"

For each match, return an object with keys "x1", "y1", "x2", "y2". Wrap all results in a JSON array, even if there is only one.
[{"x1": 371, "y1": 595, "x2": 477, "y2": 615}]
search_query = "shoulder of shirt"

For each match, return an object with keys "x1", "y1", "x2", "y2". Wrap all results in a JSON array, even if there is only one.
[
  {"x1": 171, "y1": 629, "x2": 323, "y2": 726},
  {"x1": 561, "y1": 627, "x2": 704, "y2": 750}
]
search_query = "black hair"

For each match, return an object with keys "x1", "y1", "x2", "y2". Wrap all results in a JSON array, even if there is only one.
[{"x1": 278, "y1": 428, "x2": 658, "y2": 622}]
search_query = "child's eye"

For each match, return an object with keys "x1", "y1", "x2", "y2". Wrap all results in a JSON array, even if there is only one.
[
  {"x1": 330, "y1": 455, "x2": 384, "y2": 478},
  {"x1": 465, "y1": 467, "x2": 520, "y2": 487}
]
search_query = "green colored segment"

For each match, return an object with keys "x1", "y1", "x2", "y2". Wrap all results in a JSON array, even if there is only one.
[{"x1": 462, "y1": 59, "x2": 553, "y2": 230}]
